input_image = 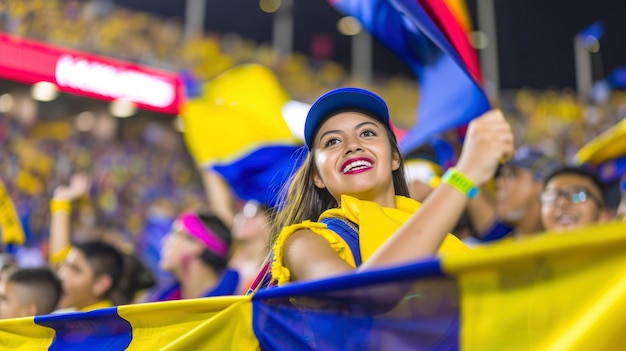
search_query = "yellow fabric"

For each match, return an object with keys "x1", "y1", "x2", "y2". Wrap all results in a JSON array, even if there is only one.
[
  {"x1": 181, "y1": 63, "x2": 301, "y2": 168},
  {"x1": 574, "y1": 117, "x2": 626, "y2": 165},
  {"x1": 444, "y1": 0, "x2": 473, "y2": 33},
  {"x1": 0, "y1": 316, "x2": 54, "y2": 350},
  {"x1": 271, "y1": 195, "x2": 470, "y2": 285},
  {"x1": 0, "y1": 179, "x2": 26, "y2": 245},
  {"x1": 271, "y1": 220, "x2": 357, "y2": 286},
  {"x1": 442, "y1": 220, "x2": 626, "y2": 351},
  {"x1": 120, "y1": 295, "x2": 258, "y2": 350},
  {"x1": 80, "y1": 299, "x2": 114, "y2": 312},
  {"x1": 0, "y1": 296, "x2": 259, "y2": 351},
  {"x1": 325, "y1": 195, "x2": 470, "y2": 261}
]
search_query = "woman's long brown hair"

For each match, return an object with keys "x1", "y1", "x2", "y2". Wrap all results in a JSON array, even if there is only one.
[{"x1": 268, "y1": 123, "x2": 409, "y2": 247}]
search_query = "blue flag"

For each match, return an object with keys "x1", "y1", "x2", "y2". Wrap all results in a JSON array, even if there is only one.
[{"x1": 329, "y1": 0, "x2": 491, "y2": 154}]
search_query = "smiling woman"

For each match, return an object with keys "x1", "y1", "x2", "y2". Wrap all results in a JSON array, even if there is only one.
[{"x1": 248, "y1": 87, "x2": 514, "y2": 292}]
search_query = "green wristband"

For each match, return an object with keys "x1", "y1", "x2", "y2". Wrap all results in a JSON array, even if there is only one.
[{"x1": 442, "y1": 167, "x2": 479, "y2": 199}]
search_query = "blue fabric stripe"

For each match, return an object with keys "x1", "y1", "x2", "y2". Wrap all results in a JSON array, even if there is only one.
[
  {"x1": 204, "y1": 269, "x2": 240, "y2": 297},
  {"x1": 253, "y1": 258, "x2": 444, "y2": 299},
  {"x1": 597, "y1": 154, "x2": 626, "y2": 182},
  {"x1": 34, "y1": 307, "x2": 132, "y2": 350},
  {"x1": 252, "y1": 259, "x2": 459, "y2": 351},
  {"x1": 480, "y1": 220, "x2": 514, "y2": 242},
  {"x1": 320, "y1": 217, "x2": 362, "y2": 266}
]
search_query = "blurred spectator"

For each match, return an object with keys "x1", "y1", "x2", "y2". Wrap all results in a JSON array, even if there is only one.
[
  {"x1": 468, "y1": 146, "x2": 562, "y2": 241},
  {"x1": 153, "y1": 208, "x2": 239, "y2": 301},
  {"x1": 228, "y1": 200, "x2": 272, "y2": 294},
  {"x1": 403, "y1": 143, "x2": 475, "y2": 241},
  {"x1": 109, "y1": 252, "x2": 156, "y2": 305},
  {"x1": 134, "y1": 199, "x2": 178, "y2": 301},
  {"x1": 54, "y1": 241, "x2": 124, "y2": 312},
  {"x1": 0, "y1": 253, "x2": 17, "y2": 283},
  {"x1": 403, "y1": 143, "x2": 443, "y2": 202},
  {"x1": 540, "y1": 165, "x2": 611, "y2": 232},
  {"x1": 0, "y1": 267, "x2": 62, "y2": 319},
  {"x1": 48, "y1": 174, "x2": 126, "y2": 311}
]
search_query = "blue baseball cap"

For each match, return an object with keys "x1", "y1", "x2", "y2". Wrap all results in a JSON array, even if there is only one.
[{"x1": 304, "y1": 87, "x2": 390, "y2": 149}]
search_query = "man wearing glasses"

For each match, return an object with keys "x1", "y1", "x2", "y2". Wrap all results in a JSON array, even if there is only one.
[{"x1": 540, "y1": 165, "x2": 611, "y2": 231}]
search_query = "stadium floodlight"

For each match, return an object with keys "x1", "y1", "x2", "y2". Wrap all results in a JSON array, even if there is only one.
[
  {"x1": 109, "y1": 99, "x2": 137, "y2": 118},
  {"x1": 31, "y1": 81, "x2": 59, "y2": 102},
  {"x1": 74, "y1": 111, "x2": 96, "y2": 132},
  {"x1": 0, "y1": 93, "x2": 14, "y2": 113}
]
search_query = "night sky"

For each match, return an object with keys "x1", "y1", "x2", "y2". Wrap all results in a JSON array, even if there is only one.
[{"x1": 114, "y1": 0, "x2": 626, "y2": 90}]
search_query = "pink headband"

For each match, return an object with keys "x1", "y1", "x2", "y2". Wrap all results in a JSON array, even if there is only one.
[{"x1": 179, "y1": 212, "x2": 228, "y2": 258}]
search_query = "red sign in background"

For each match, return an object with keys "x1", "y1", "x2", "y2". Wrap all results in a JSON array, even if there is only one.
[{"x1": 0, "y1": 33, "x2": 183, "y2": 115}]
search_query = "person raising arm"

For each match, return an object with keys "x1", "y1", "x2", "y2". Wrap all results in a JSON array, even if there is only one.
[
  {"x1": 49, "y1": 174, "x2": 124, "y2": 311},
  {"x1": 253, "y1": 87, "x2": 513, "y2": 289}
]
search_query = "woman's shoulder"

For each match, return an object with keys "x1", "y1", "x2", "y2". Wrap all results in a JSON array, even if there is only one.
[{"x1": 269, "y1": 220, "x2": 357, "y2": 286}]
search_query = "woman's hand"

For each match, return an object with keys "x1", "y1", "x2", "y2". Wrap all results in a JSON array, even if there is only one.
[{"x1": 455, "y1": 109, "x2": 514, "y2": 186}]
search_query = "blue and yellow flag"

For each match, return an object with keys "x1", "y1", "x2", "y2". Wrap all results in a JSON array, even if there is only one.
[
  {"x1": 2, "y1": 222, "x2": 625, "y2": 350},
  {"x1": 0, "y1": 295, "x2": 258, "y2": 350},
  {"x1": 329, "y1": 0, "x2": 490, "y2": 154},
  {"x1": 181, "y1": 64, "x2": 305, "y2": 207},
  {"x1": 574, "y1": 117, "x2": 626, "y2": 183},
  {"x1": 252, "y1": 221, "x2": 626, "y2": 350}
]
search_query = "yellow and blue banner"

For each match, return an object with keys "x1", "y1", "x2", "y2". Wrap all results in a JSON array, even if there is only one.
[
  {"x1": 329, "y1": 0, "x2": 490, "y2": 154},
  {"x1": 574, "y1": 117, "x2": 626, "y2": 183},
  {"x1": 0, "y1": 295, "x2": 258, "y2": 350},
  {"x1": 181, "y1": 64, "x2": 305, "y2": 207},
  {"x1": 1, "y1": 221, "x2": 625, "y2": 350}
]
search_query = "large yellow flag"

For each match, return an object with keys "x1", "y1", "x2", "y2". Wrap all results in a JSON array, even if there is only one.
[{"x1": 443, "y1": 221, "x2": 626, "y2": 350}]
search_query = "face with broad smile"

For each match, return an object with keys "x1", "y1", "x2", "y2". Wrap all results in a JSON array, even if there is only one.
[
  {"x1": 540, "y1": 173, "x2": 606, "y2": 231},
  {"x1": 311, "y1": 111, "x2": 400, "y2": 205}
]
